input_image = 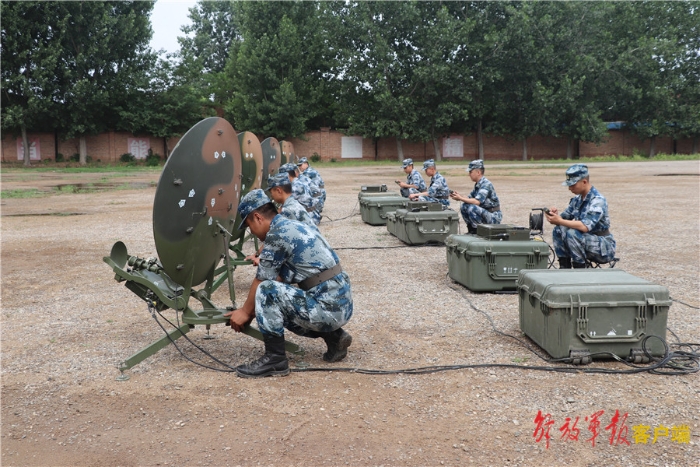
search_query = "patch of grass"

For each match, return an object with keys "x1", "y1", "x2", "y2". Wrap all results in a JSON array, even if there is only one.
[{"x1": 1, "y1": 188, "x2": 46, "y2": 198}]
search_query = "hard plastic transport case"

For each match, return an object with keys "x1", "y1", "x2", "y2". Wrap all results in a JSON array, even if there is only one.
[
  {"x1": 445, "y1": 234, "x2": 550, "y2": 292},
  {"x1": 518, "y1": 269, "x2": 670, "y2": 363},
  {"x1": 358, "y1": 184, "x2": 395, "y2": 200},
  {"x1": 359, "y1": 195, "x2": 408, "y2": 225},
  {"x1": 386, "y1": 203, "x2": 459, "y2": 245}
]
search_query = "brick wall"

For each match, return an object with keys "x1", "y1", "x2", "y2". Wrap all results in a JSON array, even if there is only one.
[{"x1": 2, "y1": 128, "x2": 696, "y2": 163}]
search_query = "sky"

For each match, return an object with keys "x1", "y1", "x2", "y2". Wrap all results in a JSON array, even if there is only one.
[{"x1": 149, "y1": 0, "x2": 198, "y2": 56}]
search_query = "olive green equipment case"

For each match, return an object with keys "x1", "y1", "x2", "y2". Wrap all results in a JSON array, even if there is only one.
[
  {"x1": 445, "y1": 234, "x2": 550, "y2": 292},
  {"x1": 357, "y1": 184, "x2": 397, "y2": 201},
  {"x1": 476, "y1": 224, "x2": 530, "y2": 241},
  {"x1": 517, "y1": 269, "x2": 670, "y2": 363},
  {"x1": 359, "y1": 194, "x2": 407, "y2": 225},
  {"x1": 386, "y1": 203, "x2": 459, "y2": 245}
]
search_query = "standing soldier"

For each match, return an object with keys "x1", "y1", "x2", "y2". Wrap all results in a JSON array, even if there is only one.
[
  {"x1": 225, "y1": 190, "x2": 353, "y2": 378},
  {"x1": 545, "y1": 164, "x2": 616, "y2": 268},
  {"x1": 395, "y1": 158, "x2": 427, "y2": 198},
  {"x1": 450, "y1": 159, "x2": 502, "y2": 234},
  {"x1": 409, "y1": 159, "x2": 450, "y2": 206}
]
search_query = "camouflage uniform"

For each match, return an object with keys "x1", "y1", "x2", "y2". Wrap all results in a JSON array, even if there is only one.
[
  {"x1": 291, "y1": 178, "x2": 321, "y2": 225},
  {"x1": 280, "y1": 196, "x2": 317, "y2": 229},
  {"x1": 461, "y1": 177, "x2": 502, "y2": 228},
  {"x1": 416, "y1": 160, "x2": 450, "y2": 206},
  {"x1": 254, "y1": 215, "x2": 353, "y2": 338},
  {"x1": 280, "y1": 163, "x2": 321, "y2": 225},
  {"x1": 399, "y1": 158, "x2": 427, "y2": 198},
  {"x1": 553, "y1": 186, "x2": 616, "y2": 264},
  {"x1": 298, "y1": 157, "x2": 326, "y2": 211}
]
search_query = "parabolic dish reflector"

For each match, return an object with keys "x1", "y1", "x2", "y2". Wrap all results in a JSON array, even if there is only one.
[{"x1": 152, "y1": 117, "x2": 242, "y2": 286}]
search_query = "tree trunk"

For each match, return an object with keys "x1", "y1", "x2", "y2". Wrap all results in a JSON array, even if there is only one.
[
  {"x1": 79, "y1": 136, "x2": 87, "y2": 165},
  {"x1": 649, "y1": 135, "x2": 656, "y2": 158},
  {"x1": 433, "y1": 137, "x2": 442, "y2": 162},
  {"x1": 522, "y1": 138, "x2": 528, "y2": 161},
  {"x1": 477, "y1": 119, "x2": 484, "y2": 159},
  {"x1": 21, "y1": 126, "x2": 31, "y2": 167},
  {"x1": 396, "y1": 137, "x2": 404, "y2": 161}
]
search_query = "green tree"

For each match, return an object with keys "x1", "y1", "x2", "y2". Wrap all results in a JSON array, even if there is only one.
[
  {"x1": 223, "y1": 1, "x2": 335, "y2": 138},
  {"x1": 1, "y1": 1, "x2": 64, "y2": 166},
  {"x1": 175, "y1": 1, "x2": 238, "y2": 112},
  {"x1": 55, "y1": 1, "x2": 156, "y2": 165},
  {"x1": 332, "y1": 1, "x2": 423, "y2": 160}
]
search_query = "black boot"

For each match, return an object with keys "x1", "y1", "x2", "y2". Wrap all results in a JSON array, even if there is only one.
[
  {"x1": 558, "y1": 257, "x2": 572, "y2": 269},
  {"x1": 467, "y1": 224, "x2": 478, "y2": 235},
  {"x1": 572, "y1": 261, "x2": 586, "y2": 269},
  {"x1": 236, "y1": 334, "x2": 290, "y2": 378},
  {"x1": 320, "y1": 328, "x2": 352, "y2": 362}
]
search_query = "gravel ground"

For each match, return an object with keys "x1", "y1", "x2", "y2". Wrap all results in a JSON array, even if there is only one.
[{"x1": 1, "y1": 160, "x2": 699, "y2": 466}]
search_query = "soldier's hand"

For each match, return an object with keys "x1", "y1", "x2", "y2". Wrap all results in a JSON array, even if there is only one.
[
  {"x1": 244, "y1": 254, "x2": 260, "y2": 266},
  {"x1": 223, "y1": 308, "x2": 254, "y2": 333}
]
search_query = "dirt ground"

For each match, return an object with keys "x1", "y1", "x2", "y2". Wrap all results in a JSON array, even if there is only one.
[{"x1": 1, "y1": 160, "x2": 699, "y2": 467}]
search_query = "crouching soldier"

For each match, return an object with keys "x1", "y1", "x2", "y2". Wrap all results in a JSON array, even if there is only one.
[{"x1": 225, "y1": 189, "x2": 353, "y2": 378}]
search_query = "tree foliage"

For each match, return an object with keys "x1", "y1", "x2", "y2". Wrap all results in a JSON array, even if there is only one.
[{"x1": 3, "y1": 0, "x2": 699, "y2": 161}]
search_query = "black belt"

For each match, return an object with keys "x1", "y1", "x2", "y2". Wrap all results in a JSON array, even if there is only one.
[
  {"x1": 592, "y1": 229, "x2": 611, "y2": 236},
  {"x1": 298, "y1": 264, "x2": 343, "y2": 291},
  {"x1": 483, "y1": 204, "x2": 500, "y2": 213}
]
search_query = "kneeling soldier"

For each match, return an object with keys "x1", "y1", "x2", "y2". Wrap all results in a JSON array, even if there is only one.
[{"x1": 225, "y1": 189, "x2": 353, "y2": 378}]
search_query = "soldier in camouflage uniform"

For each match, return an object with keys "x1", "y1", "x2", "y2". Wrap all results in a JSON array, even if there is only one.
[
  {"x1": 545, "y1": 164, "x2": 616, "y2": 268},
  {"x1": 297, "y1": 157, "x2": 326, "y2": 212},
  {"x1": 266, "y1": 173, "x2": 317, "y2": 229},
  {"x1": 450, "y1": 159, "x2": 502, "y2": 234},
  {"x1": 409, "y1": 159, "x2": 450, "y2": 206},
  {"x1": 279, "y1": 163, "x2": 321, "y2": 225},
  {"x1": 395, "y1": 158, "x2": 427, "y2": 198},
  {"x1": 225, "y1": 189, "x2": 353, "y2": 378}
]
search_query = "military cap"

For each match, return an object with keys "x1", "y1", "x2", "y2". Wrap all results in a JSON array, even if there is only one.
[
  {"x1": 266, "y1": 172, "x2": 291, "y2": 190},
  {"x1": 563, "y1": 164, "x2": 589, "y2": 186},
  {"x1": 237, "y1": 189, "x2": 273, "y2": 230},
  {"x1": 468, "y1": 159, "x2": 485, "y2": 172},
  {"x1": 278, "y1": 163, "x2": 298, "y2": 174},
  {"x1": 401, "y1": 158, "x2": 414, "y2": 169},
  {"x1": 422, "y1": 159, "x2": 436, "y2": 171},
  {"x1": 296, "y1": 157, "x2": 308, "y2": 166}
]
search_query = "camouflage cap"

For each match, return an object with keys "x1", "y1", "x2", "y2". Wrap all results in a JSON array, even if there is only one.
[
  {"x1": 266, "y1": 172, "x2": 291, "y2": 190},
  {"x1": 563, "y1": 164, "x2": 589, "y2": 186},
  {"x1": 422, "y1": 159, "x2": 436, "y2": 171},
  {"x1": 278, "y1": 163, "x2": 298, "y2": 174},
  {"x1": 401, "y1": 158, "x2": 414, "y2": 169},
  {"x1": 468, "y1": 159, "x2": 485, "y2": 172},
  {"x1": 296, "y1": 157, "x2": 308, "y2": 166},
  {"x1": 237, "y1": 189, "x2": 273, "y2": 230}
]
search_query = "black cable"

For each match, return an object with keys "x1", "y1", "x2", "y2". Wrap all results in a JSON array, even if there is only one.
[
  {"x1": 323, "y1": 200, "x2": 359, "y2": 222},
  {"x1": 671, "y1": 297, "x2": 700, "y2": 310}
]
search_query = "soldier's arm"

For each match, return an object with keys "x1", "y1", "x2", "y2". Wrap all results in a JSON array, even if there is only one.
[{"x1": 224, "y1": 278, "x2": 261, "y2": 331}]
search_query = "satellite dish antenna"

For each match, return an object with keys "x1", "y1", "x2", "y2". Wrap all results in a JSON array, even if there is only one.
[
  {"x1": 237, "y1": 131, "x2": 264, "y2": 194},
  {"x1": 261, "y1": 137, "x2": 281, "y2": 189},
  {"x1": 280, "y1": 140, "x2": 295, "y2": 164},
  {"x1": 152, "y1": 117, "x2": 242, "y2": 287}
]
